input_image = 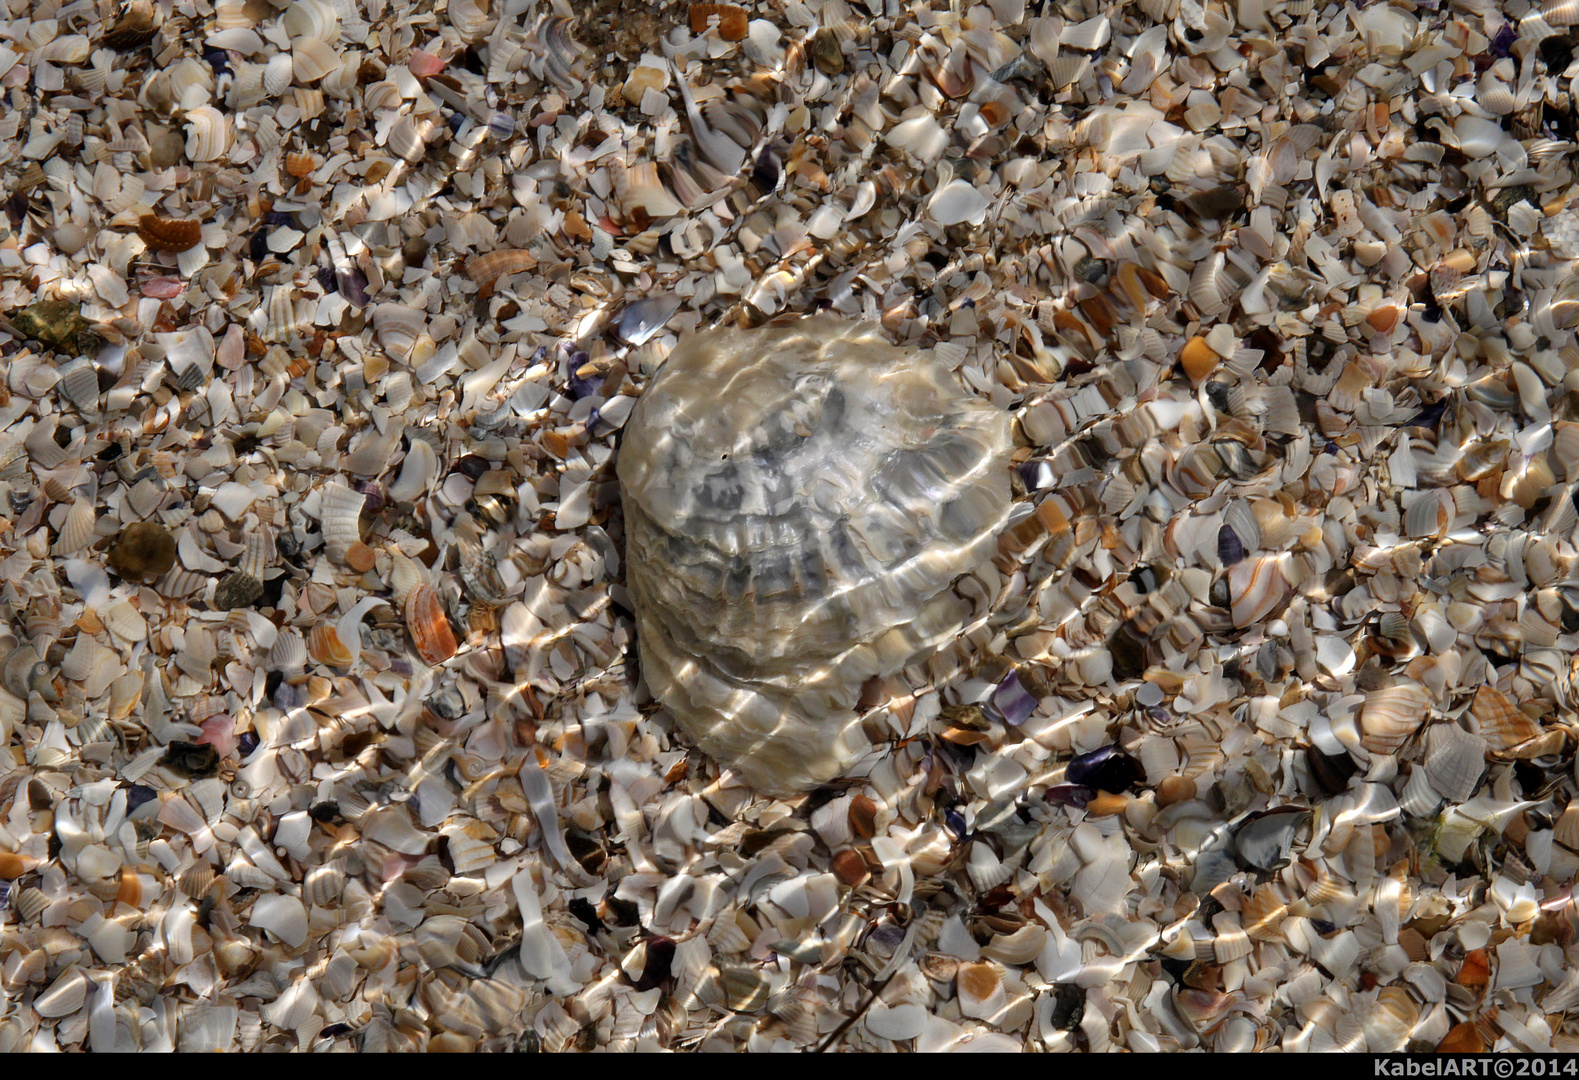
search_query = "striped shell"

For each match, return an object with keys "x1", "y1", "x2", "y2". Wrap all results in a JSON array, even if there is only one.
[
  {"x1": 617, "y1": 317, "x2": 1012, "y2": 794},
  {"x1": 406, "y1": 584, "x2": 458, "y2": 665}
]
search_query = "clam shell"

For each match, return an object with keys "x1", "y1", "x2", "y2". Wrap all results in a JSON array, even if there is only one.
[
  {"x1": 370, "y1": 303, "x2": 427, "y2": 361},
  {"x1": 387, "y1": 114, "x2": 435, "y2": 163},
  {"x1": 282, "y1": 0, "x2": 338, "y2": 43},
  {"x1": 467, "y1": 249, "x2": 538, "y2": 295},
  {"x1": 406, "y1": 584, "x2": 458, "y2": 665},
  {"x1": 1359, "y1": 684, "x2": 1433, "y2": 754},
  {"x1": 292, "y1": 36, "x2": 338, "y2": 83},
  {"x1": 387, "y1": 438, "x2": 437, "y2": 503},
  {"x1": 617, "y1": 317, "x2": 1012, "y2": 795},
  {"x1": 303, "y1": 860, "x2": 345, "y2": 905},
  {"x1": 1228, "y1": 555, "x2": 1287, "y2": 628}
]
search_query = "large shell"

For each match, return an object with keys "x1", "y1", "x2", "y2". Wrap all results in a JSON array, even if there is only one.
[
  {"x1": 617, "y1": 317, "x2": 1012, "y2": 794},
  {"x1": 317, "y1": 482, "x2": 365, "y2": 563}
]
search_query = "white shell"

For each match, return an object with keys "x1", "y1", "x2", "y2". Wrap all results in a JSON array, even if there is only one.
[
  {"x1": 317, "y1": 481, "x2": 365, "y2": 563},
  {"x1": 52, "y1": 499, "x2": 98, "y2": 556},
  {"x1": 617, "y1": 317, "x2": 1012, "y2": 794},
  {"x1": 269, "y1": 629, "x2": 307, "y2": 672},
  {"x1": 449, "y1": 0, "x2": 495, "y2": 40},
  {"x1": 282, "y1": 0, "x2": 339, "y2": 43},
  {"x1": 263, "y1": 52, "x2": 294, "y2": 96},
  {"x1": 292, "y1": 36, "x2": 338, "y2": 83},
  {"x1": 370, "y1": 303, "x2": 427, "y2": 360},
  {"x1": 184, "y1": 105, "x2": 232, "y2": 162}
]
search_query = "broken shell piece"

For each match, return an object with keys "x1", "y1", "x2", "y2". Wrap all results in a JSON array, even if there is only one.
[
  {"x1": 308, "y1": 624, "x2": 355, "y2": 668},
  {"x1": 317, "y1": 482, "x2": 365, "y2": 563},
  {"x1": 406, "y1": 584, "x2": 458, "y2": 665}
]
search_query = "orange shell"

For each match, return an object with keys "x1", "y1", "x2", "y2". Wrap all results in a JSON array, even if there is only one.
[
  {"x1": 308, "y1": 624, "x2": 355, "y2": 668},
  {"x1": 284, "y1": 152, "x2": 318, "y2": 178},
  {"x1": 689, "y1": 2, "x2": 748, "y2": 40},
  {"x1": 137, "y1": 214, "x2": 203, "y2": 252},
  {"x1": 407, "y1": 584, "x2": 458, "y2": 665}
]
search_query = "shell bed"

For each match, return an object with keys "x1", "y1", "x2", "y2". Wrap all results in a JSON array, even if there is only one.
[{"x1": 1, "y1": 0, "x2": 1578, "y2": 1056}]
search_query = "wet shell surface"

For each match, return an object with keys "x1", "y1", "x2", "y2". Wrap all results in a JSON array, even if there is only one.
[
  {"x1": 4, "y1": 0, "x2": 1579, "y2": 1056},
  {"x1": 617, "y1": 316, "x2": 1012, "y2": 794}
]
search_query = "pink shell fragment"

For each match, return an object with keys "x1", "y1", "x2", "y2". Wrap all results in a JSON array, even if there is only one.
[{"x1": 408, "y1": 50, "x2": 446, "y2": 76}]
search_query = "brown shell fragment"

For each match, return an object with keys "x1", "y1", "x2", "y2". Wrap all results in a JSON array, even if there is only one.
[
  {"x1": 407, "y1": 584, "x2": 458, "y2": 665},
  {"x1": 137, "y1": 214, "x2": 203, "y2": 252},
  {"x1": 689, "y1": 2, "x2": 748, "y2": 40},
  {"x1": 467, "y1": 249, "x2": 537, "y2": 297}
]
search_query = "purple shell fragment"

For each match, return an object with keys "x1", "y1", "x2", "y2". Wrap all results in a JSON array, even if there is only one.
[
  {"x1": 1045, "y1": 785, "x2": 1096, "y2": 809},
  {"x1": 1067, "y1": 744, "x2": 1144, "y2": 792},
  {"x1": 989, "y1": 670, "x2": 1038, "y2": 726}
]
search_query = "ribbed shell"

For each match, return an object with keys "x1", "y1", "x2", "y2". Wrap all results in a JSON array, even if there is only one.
[{"x1": 617, "y1": 317, "x2": 1012, "y2": 794}]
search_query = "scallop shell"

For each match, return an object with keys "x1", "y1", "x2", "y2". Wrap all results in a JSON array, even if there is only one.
[
  {"x1": 1360, "y1": 684, "x2": 1433, "y2": 754},
  {"x1": 617, "y1": 317, "x2": 1012, "y2": 794},
  {"x1": 56, "y1": 357, "x2": 99, "y2": 411},
  {"x1": 406, "y1": 584, "x2": 458, "y2": 665},
  {"x1": 317, "y1": 482, "x2": 365, "y2": 563},
  {"x1": 1423, "y1": 722, "x2": 1487, "y2": 801},
  {"x1": 263, "y1": 52, "x2": 294, "y2": 96},
  {"x1": 1542, "y1": 0, "x2": 1579, "y2": 25},
  {"x1": 184, "y1": 106, "x2": 232, "y2": 162},
  {"x1": 52, "y1": 500, "x2": 98, "y2": 556},
  {"x1": 269, "y1": 629, "x2": 307, "y2": 673}
]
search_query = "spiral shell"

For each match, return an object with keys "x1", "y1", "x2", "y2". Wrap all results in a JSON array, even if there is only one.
[{"x1": 617, "y1": 317, "x2": 1012, "y2": 794}]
